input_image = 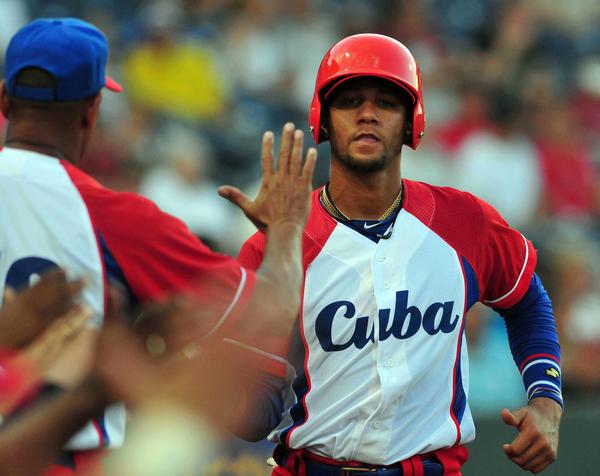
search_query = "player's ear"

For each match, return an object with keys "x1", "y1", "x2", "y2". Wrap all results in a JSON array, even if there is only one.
[
  {"x1": 81, "y1": 93, "x2": 102, "y2": 130},
  {"x1": 321, "y1": 110, "x2": 330, "y2": 135},
  {"x1": 0, "y1": 81, "x2": 11, "y2": 119}
]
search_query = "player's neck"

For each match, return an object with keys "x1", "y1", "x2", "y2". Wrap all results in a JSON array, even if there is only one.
[
  {"x1": 5, "y1": 138, "x2": 70, "y2": 161},
  {"x1": 327, "y1": 162, "x2": 403, "y2": 220},
  {"x1": 4, "y1": 133, "x2": 82, "y2": 164}
]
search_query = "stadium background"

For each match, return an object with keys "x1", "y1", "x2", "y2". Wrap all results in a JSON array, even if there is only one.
[{"x1": 1, "y1": 0, "x2": 599, "y2": 474}]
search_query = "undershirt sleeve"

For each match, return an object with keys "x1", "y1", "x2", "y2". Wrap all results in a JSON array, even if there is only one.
[{"x1": 495, "y1": 273, "x2": 563, "y2": 408}]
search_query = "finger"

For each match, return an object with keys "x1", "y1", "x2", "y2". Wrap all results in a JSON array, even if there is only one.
[
  {"x1": 503, "y1": 432, "x2": 534, "y2": 458},
  {"x1": 49, "y1": 306, "x2": 92, "y2": 341},
  {"x1": 500, "y1": 407, "x2": 523, "y2": 428},
  {"x1": 529, "y1": 453, "x2": 554, "y2": 474},
  {"x1": 518, "y1": 442, "x2": 552, "y2": 472},
  {"x1": 289, "y1": 129, "x2": 304, "y2": 176},
  {"x1": 301, "y1": 147, "x2": 318, "y2": 184},
  {"x1": 218, "y1": 186, "x2": 253, "y2": 213},
  {"x1": 64, "y1": 276, "x2": 87, "y2": 299},
  {"x1": 3, "y1": 286, "x2": 16, "y2": 303},
  {"x1": 261, "y1": 131, "x2": 275, "y2": 177},
  {"x1": 277, "y1": 122, "x2": 295, "y2": 175}
]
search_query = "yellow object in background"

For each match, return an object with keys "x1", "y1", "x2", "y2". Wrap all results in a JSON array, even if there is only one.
[{"x1": 123, "y1": 41, "x2": 227, "y2": 121}]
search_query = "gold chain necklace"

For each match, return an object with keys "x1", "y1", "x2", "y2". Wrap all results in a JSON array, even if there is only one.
[{"x1": 320, "y1": 181, "x2": 404, "y2": 222}]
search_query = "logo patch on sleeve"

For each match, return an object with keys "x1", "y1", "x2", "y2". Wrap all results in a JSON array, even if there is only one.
[{"x1": 545, "y1": 368, "x2": 560, "y2": 379}]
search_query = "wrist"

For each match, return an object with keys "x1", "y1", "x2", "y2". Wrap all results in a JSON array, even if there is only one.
[
  {"x1": 529, "y1": 396, "x2": 563, "y2": 417},
  {"x1": 268, "y1": 220, "x2": 304, "y2": 234},
  {"x1": 75, "y1": 376, "x2": 112, "y2": 413}
]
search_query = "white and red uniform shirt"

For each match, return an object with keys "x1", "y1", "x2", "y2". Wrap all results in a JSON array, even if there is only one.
[
  {"x1": 238, "y1": 180, "x2": 536, "y2": 465},
  {"x1": 0, "y1": 147, "x2": 256, "y2": 449}
]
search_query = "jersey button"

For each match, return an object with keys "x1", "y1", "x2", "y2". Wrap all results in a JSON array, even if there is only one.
[
  {"x1": 372, "y1": 421, "x2": 381, "y2": 430},
  {"x1": 384, "y1": 359, "x2": 394, "y2": 368},
  {"x1": 384, "y1": 282, "x2": 390, "y2": 289},
  {"x1": 376, "y1": 255, "x2": 386, "y2": 262}
]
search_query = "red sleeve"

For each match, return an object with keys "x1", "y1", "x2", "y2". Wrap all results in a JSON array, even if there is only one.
[
  {"x1": 403, "y1": 180, "x2": 537, "y2": 310},
  {"x1": 237, "y1": 231, "x2": 266, "y2": 271},
  {"x1": 476, "y1": 198, "x2": 537, "y2": 309},
  {"x1": 63, "y1": 162, "x2": 256, "y2": 334},
  {"x1": 99, "y1": 194, "x2": 256, "y2": 332}
]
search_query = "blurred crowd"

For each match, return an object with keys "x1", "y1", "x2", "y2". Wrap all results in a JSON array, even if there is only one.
[{"x1": 1, "y1": 0, "x2": 599, "y2": 417}]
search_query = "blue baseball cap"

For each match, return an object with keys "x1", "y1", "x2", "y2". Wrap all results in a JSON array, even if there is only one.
[{"x1": 4, "y1": 18, "x2": 122, "y2": 102}]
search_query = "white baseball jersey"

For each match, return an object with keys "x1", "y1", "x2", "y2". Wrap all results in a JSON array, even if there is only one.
[
  {"x1": 0, "y1": 147, "x2": 257, "y2": 450},
  {"x1": 238, "y1": 180, "x2": 536, "y2": 465},
  {"x1": 0, "y1": 147, "x2": 121, "y2": 448}
]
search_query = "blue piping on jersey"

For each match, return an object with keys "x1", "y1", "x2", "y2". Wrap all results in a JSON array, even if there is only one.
[
  {"x1": 280, "y1": 322, "x2": 309, "y2": 445},
  {"x1": 97, "y1": 233, "x2": 138, "y2": 322},
  {"x1": 461, "y1": 257, "x2": 479, "y2": 312},
  {"x1": 452, "y1": 330, "x2": 467, "y2": 426},
  {"x1": 97, "y1": 415, "x2": 110, "y2": 446},
  {"x1": 450, "y1": 257, "x2": 477, "y2": 433}
]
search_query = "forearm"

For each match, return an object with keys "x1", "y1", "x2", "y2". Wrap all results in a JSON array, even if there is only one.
[
  {"x1": 240, "y1": 222, "x2": 303, "y2": 336},
  {"x1": 497, "y1": 274, "x2": 563, "y2": 407},
  {"x1": 261, "y1": 221, "x2": 304, "y2": 294},
  {"x1": 0, "y1": 379, "x2": 106, "y2": 476}
]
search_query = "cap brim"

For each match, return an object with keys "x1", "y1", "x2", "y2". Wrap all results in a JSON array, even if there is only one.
[{"x1": 105, "y1": 75, "x2": 122, "y2": 93}]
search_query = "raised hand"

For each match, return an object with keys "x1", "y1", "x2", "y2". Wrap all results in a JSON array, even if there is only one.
[{"x1": 218, "y1": 122, "x2": 317, "y2": 232}]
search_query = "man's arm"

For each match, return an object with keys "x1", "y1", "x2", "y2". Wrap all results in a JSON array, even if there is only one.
[
  {"x1": 0, "y1": 379, "x2": 105, "y2": 476},
  {"x1": 496, "y1": 274, "x2": 562, "y2": 473}
]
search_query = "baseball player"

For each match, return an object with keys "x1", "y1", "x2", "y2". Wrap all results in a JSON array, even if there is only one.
[
  {"x1": 236, "y1": 34, "x2": 563, "y2": 475},
  {"x1": 0, "y1": 18, "x2": 316, "y2": 476}
]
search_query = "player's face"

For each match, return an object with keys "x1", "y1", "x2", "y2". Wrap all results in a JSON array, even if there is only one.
[{"x1": 326, "y1": 77, "x2": 407, "y2": 173}]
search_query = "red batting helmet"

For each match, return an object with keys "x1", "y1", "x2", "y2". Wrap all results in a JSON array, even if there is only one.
[{"x1": 309, "y1": 33, "x2": 425, "y2": 150}]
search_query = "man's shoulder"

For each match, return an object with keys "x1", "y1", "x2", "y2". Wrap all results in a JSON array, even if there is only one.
[
  {"x1": 61, "y1": 161, "x2": 163, "y2": 222},
  {"x1": 238, "y1": 188, "x2": 336, "y2": 268},
  {"x1": 403, "y1": 179, "x2": 486, "y2": 227},
  {"x1": 405, "y1": 179, "x2": 482, "y2": 209},
  {"x1": 241, "y1": 188, "x2": 336, "y2": 250}
]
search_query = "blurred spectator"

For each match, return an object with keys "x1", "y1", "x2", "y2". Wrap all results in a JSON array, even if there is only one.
[
  {"x1": 223, "y1": 0, "x2": 290, "y2": 102},
  {"x1": 543, "y1": 233, "x2": 600, "y2": 394},
  {"x1": 139, "y1": 125, "x2": 235, "y2": 252},
  {"x1": 453, "y1": 88, "x2": 542, "y2": 229},
  {"x1": 531, "y1": 98, "x2": 600, "y2": 223},
  {"x1": 0, "y1": 0, "x2": 28, "y2": 53},
  {"x1": 433, "y1": 82, "x2": 492, "y2": 154},
  {"x1": 122, "y1": 0, "x2": 228, "y2": 121},
  {"x1": 573, "y1": 58, "x2": 600, "y2": 147}
]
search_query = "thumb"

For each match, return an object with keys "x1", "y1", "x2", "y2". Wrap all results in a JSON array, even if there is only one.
[
  {"x1": 501, "y1": 407, "x2": 526, "y2": 428},
  {"x1": 218, "y1": 186, "x2": 252, "y2": 213}
]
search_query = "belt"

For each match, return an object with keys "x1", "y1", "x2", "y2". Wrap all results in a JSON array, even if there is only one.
[{"x1": 303, "y1": 457, "x2": 443, "y2": 476}]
